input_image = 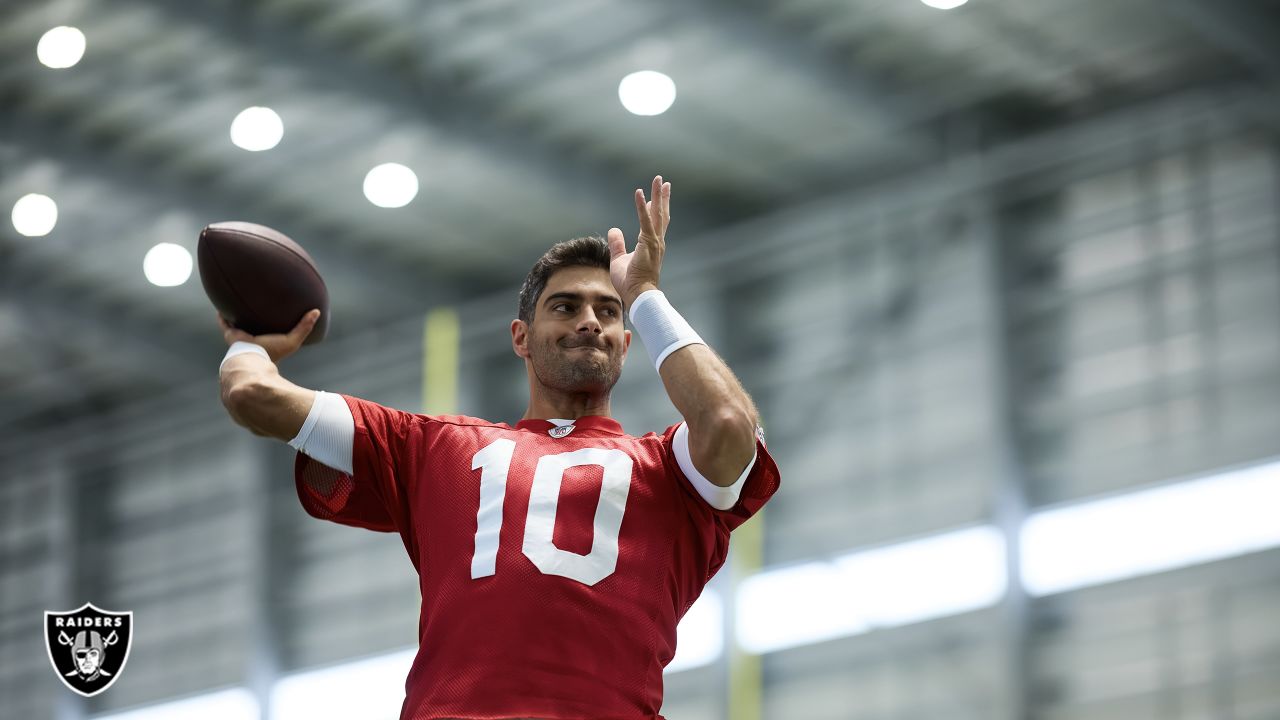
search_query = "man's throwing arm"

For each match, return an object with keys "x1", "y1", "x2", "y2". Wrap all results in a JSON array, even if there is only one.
[
  {"x1": 608, "y1": 176, "x2": 759, "y2": 492},
  {"x1": 629, "y1": 289, "x2": 759, "y2": 490},
  {"x1": 220, "y1": 350, "x2": 317, "y2": 442}
]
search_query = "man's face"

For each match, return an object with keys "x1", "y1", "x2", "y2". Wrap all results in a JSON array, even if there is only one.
[
  {"x1": 518, "y1": 266, "x2": 629, "y2": 396},
  {"x1": 76, "y1": 648, "x2": 101, "y2": 675}
]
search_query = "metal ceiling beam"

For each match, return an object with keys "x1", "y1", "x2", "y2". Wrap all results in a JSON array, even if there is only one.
[
  {"x1": 0, "y1": 98, "x2": 463, "y2": 427},
  {"x1": 0, "y1": 369, "x2": 125, "y2": 432},
  {"x1": 0, "y1": 92, "x2": 457, "y2": 310},
  {"x1": 1165, "y1": 1, "x2": 1280, "y2": 79},
  {"x1": 0, "y1": 243, "x2": 213, "y2": 374},
  {"x1": 4, "y1": 81, "x2": 1266, "y2": 455},
  {"x1": 652, "y1": 0, "x2": 943, "y2": 149},
  {"x1": 135, "y1": 0, "x2": 728, "y2": 232},
  {"x1": 0, "y1": 253, "x2": 210, "y2": 430},
  {"x1": 0, "y1": 330, "x2": 100, "y2": 429}
]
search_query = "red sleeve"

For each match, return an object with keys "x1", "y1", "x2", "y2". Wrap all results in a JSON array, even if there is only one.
[
  {"x1": 661, "y1": 421, "x2": 781, "y2": 533},
  {"x1": 659, "y1": 422, "x2": 780, "y2": 609},
  {"x1": 293, "y1": 395, "x2": 418, "y2": 541}
]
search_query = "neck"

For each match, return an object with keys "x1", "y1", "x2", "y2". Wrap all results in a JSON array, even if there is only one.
[{"x1": 523, "y1": 389, "x2": 611, "y2": 422}]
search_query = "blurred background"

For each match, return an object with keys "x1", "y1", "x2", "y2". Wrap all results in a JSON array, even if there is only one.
[{"x1": 2, "y1": 0, "x2": 1280, "y2": 718}]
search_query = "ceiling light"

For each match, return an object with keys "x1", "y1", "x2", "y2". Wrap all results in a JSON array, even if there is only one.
[
  {"x1": 921, "y1": 0, "x2": 968, "y2": 8},
  {"x1": 363, "y1": 163, "x2": 418, "y2": 208},
  {"x1": 834, "y1": 525, "x2": 1006, "y2": 628},
  {"x1": 618, "y1": 71, "x2": 677, "y2": 116},
  {"x1": 1021, "y1": 460, "x2": 1280, "y2": 596},
  {"x1": 143, "y1": 242, "x2": 193, "y2": 287},
  {"x1": 736, "y1": 526, "x2": 1006, "y2": 653},
  {"x1": 91, "y1": 687, "x2": 257, "y2": 720},
  {"x1": 230, "y1": 106, "x2": 284, "y2": 151},
  {"x1": 736, "y1": 560, "x2": 867, "y2": 653},
  {"x1": 271, "y1": 648, "x2": 415, "y2": 720},
  {"x1": 37, "y1": 26, "x2": 86, "y2": 69},
  {"x1": 666, "y1": 590, "x2": 723, "y2": 673},
  {"x1": 11, "y1": 193, "x2": 58, "y2": 237}
]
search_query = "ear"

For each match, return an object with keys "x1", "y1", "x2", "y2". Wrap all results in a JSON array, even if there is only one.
[{"x1": 511, "y1": 318, "x2": 530, "y2": 359}]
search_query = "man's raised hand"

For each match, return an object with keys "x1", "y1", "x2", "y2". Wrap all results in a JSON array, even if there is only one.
[
  {"x1": 608, "y1": 175, "x2": 672, "y2": 310},
  {"x1": 217, "y1": 309, "x2": 320, "y2": 364}
]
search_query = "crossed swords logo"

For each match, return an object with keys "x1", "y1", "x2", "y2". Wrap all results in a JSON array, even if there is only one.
[
  {"x1": 44, "y1": 603, "x2": 133, "y2": 697},
  {"x1": 56, "y1": 628, "x2": 119, "y2": 680}
]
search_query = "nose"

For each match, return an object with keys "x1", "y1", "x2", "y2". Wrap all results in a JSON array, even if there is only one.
[{"x1": 576, "y1": 306, "x2": 603, "y2": 335}]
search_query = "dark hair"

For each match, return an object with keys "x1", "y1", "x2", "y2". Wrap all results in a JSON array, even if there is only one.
[{"x1": 517, "y1": 235, "x2": 611, "y2": 324}]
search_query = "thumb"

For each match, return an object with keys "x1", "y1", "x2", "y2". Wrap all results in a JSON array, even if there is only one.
[
  {"x1": 292, "y1": 309, "x2": 320, "y2": 339},
  {"x1": 606, "y1": 228, "x2": 627, "y2": 259}
]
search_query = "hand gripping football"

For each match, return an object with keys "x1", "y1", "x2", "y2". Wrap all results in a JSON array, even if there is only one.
[{"x1": 198, "y1": 221, "x2": 330, "y2": 344}]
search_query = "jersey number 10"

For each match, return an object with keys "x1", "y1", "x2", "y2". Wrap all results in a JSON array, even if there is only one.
[{"x1": 470, "y1": 438, "x2": 634, "y2": 586}]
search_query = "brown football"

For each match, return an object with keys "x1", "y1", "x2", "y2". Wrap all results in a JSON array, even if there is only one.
[{"x1": 198, "y1": 221, "x2": 329, "y2": 344}]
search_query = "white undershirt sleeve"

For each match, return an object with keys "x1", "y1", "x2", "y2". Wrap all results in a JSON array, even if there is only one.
[
  {"x1": 672, "y1": 421, "x2": 755, "y2": 511},
  {"x1": 288, "y1": 390, "x2": 355, "y2": 475}
]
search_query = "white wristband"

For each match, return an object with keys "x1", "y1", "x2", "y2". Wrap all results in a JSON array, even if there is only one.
[
  {"x1": 628, "y1": 289, "x2": 705, "y2": 371},
  {"x1": 220, "y1": 341, "x2": 271, "y2": 372}
]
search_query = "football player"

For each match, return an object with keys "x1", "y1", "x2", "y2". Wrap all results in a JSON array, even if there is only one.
[{"x1": 218, "y1": 175, "x2": 781, "y2": 719}]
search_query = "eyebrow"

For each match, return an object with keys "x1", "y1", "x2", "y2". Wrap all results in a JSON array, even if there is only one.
[{"x1": 543, "y1": 292, "x2": 623, "y2": 308}]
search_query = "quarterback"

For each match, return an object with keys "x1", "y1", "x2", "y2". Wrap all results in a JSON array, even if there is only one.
[{"x1": 218, "y1": 176, "x2": 781, "y2": 719}]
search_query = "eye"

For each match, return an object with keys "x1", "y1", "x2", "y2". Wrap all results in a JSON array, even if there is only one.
[{"x1": 553, "y1": 303, "x2": 572, "y2": 312}]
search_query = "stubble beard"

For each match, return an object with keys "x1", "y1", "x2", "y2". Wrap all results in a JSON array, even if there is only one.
[{"x1": 531, "y1": 335, "x2": 623, "y2": 395}]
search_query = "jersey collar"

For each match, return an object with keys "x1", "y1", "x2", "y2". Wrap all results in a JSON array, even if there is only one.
[{"x1": 515, "y1": 415, "x2": 625, "y2": 436}]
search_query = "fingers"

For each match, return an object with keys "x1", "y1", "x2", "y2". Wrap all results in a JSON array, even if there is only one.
[
  {"x1": 654, "y1": 175, "x2": 670, "y2": 222},
  {"x1": 634, "y1": 176, "x2": 671, "y2": 242},
  {"x1": 634, "y1": 189, "x2": 655, "y2": 239},
  {"x1": 217, "y1": 312, "x2": 243, "y2": 344},
  {"x1": 291, "y1": 309, "x2": 321, "y2": 340},
  {"x1": 606, "y1": 227, "x2": 627, "y2": 258}
]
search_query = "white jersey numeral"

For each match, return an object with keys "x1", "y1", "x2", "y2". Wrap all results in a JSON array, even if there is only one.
[
  {"x1": 470, "y1": 438, "x2": 515, "y2": 579},
  {"x1": 469, "y1": 439, "x2": 634, "y2": 586}
]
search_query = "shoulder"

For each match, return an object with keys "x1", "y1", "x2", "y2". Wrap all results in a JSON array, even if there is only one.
[
  {"x1": 637, "y1": 421, "x2": 685, "y2": 443},
  {"x1": 415, "y1": 413, "x2": 510, "y2": 430},
  {"x1": 339, "y1": 396, "x2": 509, "y2": 433}
]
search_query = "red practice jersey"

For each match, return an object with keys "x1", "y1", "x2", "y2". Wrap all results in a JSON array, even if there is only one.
[{"x1": 293, "y1": 395, "x2": 781, "y2": 720}]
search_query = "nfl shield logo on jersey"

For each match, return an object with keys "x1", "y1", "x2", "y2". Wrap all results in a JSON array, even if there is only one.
[
  {"x1": 548, "y1": 424, "x2": 575, "y2": 438},
  {"x1": 45, "y1": 603, "x2": 134, "y2": 697}
]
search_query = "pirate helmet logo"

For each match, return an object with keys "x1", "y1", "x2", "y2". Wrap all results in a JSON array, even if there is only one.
[{"x1": 44, "y1": 602, "x2": 133, "y2": 697}]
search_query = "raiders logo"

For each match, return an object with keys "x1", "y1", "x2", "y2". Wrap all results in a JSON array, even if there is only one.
[
  {"x1": 548, "y1": 424, "x2": 575, "y2": 438},
  {"x1": 45, "y1": 602, "x2": 133, "y2": 697}
]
